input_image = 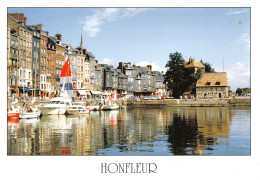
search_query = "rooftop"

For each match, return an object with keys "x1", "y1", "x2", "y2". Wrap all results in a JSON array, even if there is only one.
[{"x1": 196, "y1": 72, "x2": 228, "y2": 87}]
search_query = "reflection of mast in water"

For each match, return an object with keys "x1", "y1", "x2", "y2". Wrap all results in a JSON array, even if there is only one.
[{"x1": 40, "y1": 115, "x2": 72, "y2": 155}]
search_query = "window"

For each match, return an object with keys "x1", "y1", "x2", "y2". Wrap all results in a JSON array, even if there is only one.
[
  {"x1": 206, "y1": 82, "x2": 211, "y2": 85},
  {"x1": 215, "y1": 82, "x2": 220, "y2": 85}
]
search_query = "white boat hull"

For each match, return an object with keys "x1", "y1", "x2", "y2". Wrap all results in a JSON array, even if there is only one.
[
  {"x1": 39, "y1": 107, "x2": 67, "y2": 115},
  {"x1": 20, "y1": 111, "x2": 41, "y2": 119},
  {"x1": 102, "y1": 105, "x2": 119, "y2": 110},
  {"x1": 67, "y1": 109, "x2": 89, "y2": 115}
]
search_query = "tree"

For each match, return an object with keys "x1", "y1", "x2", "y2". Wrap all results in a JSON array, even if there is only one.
[
  {"x1": 163, "y1": 52, "x2": 199, "y2": 98},
  {"x1": 203, "y1": 62, "x2": 215, "y2": 72},
  {"x1": 236, "y1": 88, "x2": 242, "y2": 95}
]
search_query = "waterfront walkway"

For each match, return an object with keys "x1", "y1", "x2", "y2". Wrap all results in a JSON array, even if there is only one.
[{"x1": 127, "y1": 97, "x2": 251, "y2": 107}]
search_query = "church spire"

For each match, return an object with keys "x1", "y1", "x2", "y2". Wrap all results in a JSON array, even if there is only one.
[{"x1": 80, "y1": 29, "x2": 83, "y2": 47}]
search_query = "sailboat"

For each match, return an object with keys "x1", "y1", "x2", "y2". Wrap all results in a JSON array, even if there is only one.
[
  {"x1": 102, "y1": 91, "x2": 119, "y2": 110},
  {"x1": 38, "y1": 58, "x2": 73, "y2": 115}
]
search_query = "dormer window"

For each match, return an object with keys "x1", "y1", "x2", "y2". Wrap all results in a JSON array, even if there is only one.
[
  {"x1": 206, "y1": 82, "x2": 211, "y2": 85},
  {"x1": 215, "y1": 82, "x2": 220, "y2": 85}
]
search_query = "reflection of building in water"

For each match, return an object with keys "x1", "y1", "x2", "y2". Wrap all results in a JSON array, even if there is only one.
[
  {"x1": 7, "y1": 106, "x2": 241, "y2": 155},
  {"x1": 7, "y1": 118, "x2": 41, "y2": 155},
  {"x1": 167, "y1": 107, "x2": 231, "y2": 155}
]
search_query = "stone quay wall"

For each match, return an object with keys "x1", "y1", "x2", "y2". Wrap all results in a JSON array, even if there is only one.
[{"x1": 127, "y1": 97, "x2": 251, "y2": 107}]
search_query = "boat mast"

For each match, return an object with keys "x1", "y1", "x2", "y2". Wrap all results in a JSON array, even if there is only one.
[{"x1": 68, "y1": 58, "x2": 69, "y2": 94}]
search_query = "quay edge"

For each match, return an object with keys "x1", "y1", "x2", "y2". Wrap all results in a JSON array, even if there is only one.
[{"x1": 126, "y1": 98, "x2": 251, "y2": 107}]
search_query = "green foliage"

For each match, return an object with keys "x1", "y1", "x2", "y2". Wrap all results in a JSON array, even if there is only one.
[
  {"x1": 236, "y1": 87, "x2": 251, "y2": 95},
  {"x1": 236, "y1": 88, "x2": 242, "y2": 95},
  {"x1": 203, "y1": 62, "x2": 215, "y2": 72},
  {"x1": 163, "y1": 52, "x2": 202, "y2": 98}
]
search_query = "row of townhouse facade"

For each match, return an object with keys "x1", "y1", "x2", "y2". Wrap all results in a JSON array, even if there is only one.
[{"x1": 7, "y1": 13, "x2": 167, "y2": 98}]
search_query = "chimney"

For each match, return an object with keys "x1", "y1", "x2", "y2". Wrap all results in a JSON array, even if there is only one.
[
  {"x1": 147, "y1": 65, "x2": 152, "y2": 70},
  {"x1": 8, "y1": 13, "x2": 27, "y2": 25},
  {"x1": 55, "y1": 34, "x2": 62, "y2": 41},
  {"x1": 24, "y1": 17, "x2": 27, "y2": 26},
  {"x1": 128, "y1": 62, "x2": 131, "y2": 67},
  {"x1": 200, "y1": 59, "x2": 203, "y2": 63},
  {"x1": 37, "y1": 24, "x2": 43, "y2": 31},
  {"x1": 161, "y1": 71, "x2": 164, "y2": 74},
  {"x1": 110, "y1": 65, "x2": 114, "y2": 68},
  {"x1": 118, "y1": 62, "x2": 123, "y2": 73}
]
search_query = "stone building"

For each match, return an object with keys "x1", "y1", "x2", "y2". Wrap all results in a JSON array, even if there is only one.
[
  {"x1": 184, "y1": 57, "x2": 205, "y2": 73},
  {"x1": 196, "y1": 72, "x2": 229, "y2": 99}
]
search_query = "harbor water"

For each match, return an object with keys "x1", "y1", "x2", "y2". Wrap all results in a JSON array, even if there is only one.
[{"x1": 7, "y1": 106, "x2": 250, "y2": 155}]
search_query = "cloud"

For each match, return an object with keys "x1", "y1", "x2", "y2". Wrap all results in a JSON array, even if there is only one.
[
  {"x1": 83, "y1": 8, "x2": 149, "y2": 37},
  {"x1": 99, "y1": 58, "x2": 114, "y2": 65},
  {"x1": 224, "y1": 62, "x2": 250, "y2": 91},
  {"x1": 238, "y1": 33, "x2": 250, "y2": 51},
  {"x1": 136, "y1": 61, "x2": 166, "y2": 73},
  {"x1": 226, "y1": 9, "x2": 248, "y2": 15}
]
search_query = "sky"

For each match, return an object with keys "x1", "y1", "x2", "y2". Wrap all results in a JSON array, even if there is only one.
[{"x1": 7, "y1": 7, "x2": 250, "y2": 91}]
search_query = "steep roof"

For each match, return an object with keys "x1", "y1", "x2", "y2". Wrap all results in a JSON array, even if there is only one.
[
  {"x1": 86, "y1": 50, "x2": 95, "y2": 58},
  {"x1": 154, "y1": 71, "x2": 164, "y2": 81},
  {"x1": 196, "y1": 72, "x2": 228, "y2": 87},
  {"x1": 184, "y1": 58, "x2": 205, "y2": 68}
]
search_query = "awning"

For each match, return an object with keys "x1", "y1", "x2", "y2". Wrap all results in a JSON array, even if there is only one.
[
  {"x1": 91, "y1": 90, "x2": 101, "y2": 95},
  {"x1": 19, "y1": 87, "x2": 30, "y2": 92},
  {"x1": 77, "y1": 90, "x2": 89, "y2": 96}
]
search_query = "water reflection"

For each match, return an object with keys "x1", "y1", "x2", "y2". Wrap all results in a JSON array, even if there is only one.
[{"x1": 7, "y1": 106, "x2": 250, "y2": 155}]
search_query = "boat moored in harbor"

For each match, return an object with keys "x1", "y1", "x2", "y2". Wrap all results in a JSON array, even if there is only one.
[{"x1": 67, "y1": 102, "x2": 89, "y2": 115}]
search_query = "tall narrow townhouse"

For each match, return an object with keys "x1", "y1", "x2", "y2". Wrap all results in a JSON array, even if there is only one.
[
  {"x1": 75, "y1": 46, "x2": 85, "y2": 90},
  {"x1": 84, "y1": 52, "x2": 91, "y2": 90},
  {"x1": 7, "y1": 27, "x2": 10, "y2": 95},
  {"x1": 25, "y1": 27, "x2": 33, "y2": 92},
  {"x1": 30, "y1": 27, "x2": 41, "y2": 97},
  {"x1": 39, "y1": 29, "x2": 49, "y2": 96},
  {"x1": 7, "y1": 26, "x2": 19, "y2": 96},
  {"x1": 30, "y1": 24, "x2": 49, "y2": 97},
  {"x1": 47, "y1": 37, "x2": 56, "y2": 95},
  {"x1": 8, "y1": 13, "x2": 30, "y2": 96},
  {"x1": 49, "y1": 34, "x2": 65, "y2": 95},
  {"x1": 88, "y1": 51, "x2": 96, "y2": 91}
]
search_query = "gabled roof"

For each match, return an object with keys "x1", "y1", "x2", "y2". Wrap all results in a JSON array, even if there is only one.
[
  {"x1": 86, "y1": 50, "x2": 95, "y2": 58},
  {"x1": 184, "y1": 58, "x2": 205, "y2": 68},
  {"x1": 196, "y1": 72, "x2": 228, "y2": 87}
]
